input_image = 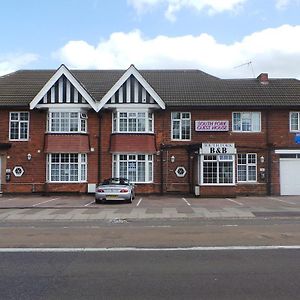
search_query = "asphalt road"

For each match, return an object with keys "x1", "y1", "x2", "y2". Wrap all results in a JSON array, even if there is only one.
[
  {"x1": 1, "y1": 218, "x2": 300, "y2": 248},
  {"x1": 0, "y1": 249, "x2": 299, "y2": 300}
]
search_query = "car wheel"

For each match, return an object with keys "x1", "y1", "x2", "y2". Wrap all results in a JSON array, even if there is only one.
[
  {"x1": 95, "y1": 198, "x2": 100, "y2": 204},
  {"x1": 128, "y1": 194, "x2": 133, "y2": 204}
]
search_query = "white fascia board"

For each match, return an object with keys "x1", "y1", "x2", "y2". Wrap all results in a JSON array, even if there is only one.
[
  {"x1": 30, "y1": 65, "x2": 97, "y2": 111},
  {"x1": 275, "y1": 149, "x2": 300, "y2": 154},
  {"x1": 97, "y1": 65, "x2": 166, "y2": 112},
  {"x1": 104, "y1": 103, "x2": 160, "y2": 110}
]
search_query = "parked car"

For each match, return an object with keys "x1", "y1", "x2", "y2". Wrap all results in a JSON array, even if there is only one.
[{"x1": 95, "y1": 177, "x2": 135, "y2": 204}]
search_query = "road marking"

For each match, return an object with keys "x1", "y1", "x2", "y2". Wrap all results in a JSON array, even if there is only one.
[
  {"x1": 84, "y1": 200, "x2": 95, "y2": 207},
  {"x1": 136, "y1": 198, "x2": 143, "y2": 207},
  {"x1": 32, "y1": 198, "x2": 59, "y2": 207},
  {"x1": 0, "y1": 246, "x2": 299, "y2": 252},
  {"x1": 225, "y1": 198, "x2": 244, "y2": 206},
  {"x1": 182, "y1": 198, "x2": 191, "y2": 206},
  {"x1": 268, "y1": 197, "x2": 296, "y2": 205}
]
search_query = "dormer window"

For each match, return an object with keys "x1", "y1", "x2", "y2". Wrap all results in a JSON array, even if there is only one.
[
  {"x1": 112, "y1": 110, "x2": 153, "y2": 133},
  {"x1": 47, "y1": 110, "x2": 87, "y2": 133}
]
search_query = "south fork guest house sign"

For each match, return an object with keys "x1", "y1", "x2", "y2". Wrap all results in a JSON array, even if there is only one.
[{"x1": 195, "y1": 120, "x2": 229, "y2": 132}]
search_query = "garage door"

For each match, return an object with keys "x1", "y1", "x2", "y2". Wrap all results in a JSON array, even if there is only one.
[{"x1": 280, "y1": 159, "x2": 300, "y2": 195}]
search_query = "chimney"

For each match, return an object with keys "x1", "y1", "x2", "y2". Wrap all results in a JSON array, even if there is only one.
[{"x1": 257, "y1": 73, "x2": 269, "y2": 85}]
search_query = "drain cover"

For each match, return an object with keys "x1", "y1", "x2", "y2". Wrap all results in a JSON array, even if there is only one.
[{"x1": 110, "y1": 218, "x2": 128, "y2": 224}]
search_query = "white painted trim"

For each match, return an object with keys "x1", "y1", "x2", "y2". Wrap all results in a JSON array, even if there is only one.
[
  {"x1": 275, "y1": 149, "x2": 300, "y2": 154},
  {"x1": 98, "y1": 65, "x2": 166, "y2": 111},
  {"x1": 9, "y1": 111, "x2": 30, "y2": 141},
  {"x1": 104, "y1": 103, "x2": 160, "y2": 110},
  {"x1": 0, "y1": 246, "x2": 300, "y2": 252},
  {"x1": 30, "y1": 64, "x2": 97, "y2": 111},
  {"x1": 289, "y1": 111, "x2": 300, "y2": 132},
  {"x1": 36, "y1": 104, "x2": 91, "y2": 109},
  {"x1": 199, "y1": 154, "x2": 235, "y2": 186},
  {"x1": 232, "y1": 111, "x2": 261, "y2": 132},
  {"x1": 171, "y1": 112, "x2": 191, "y2": 141}
]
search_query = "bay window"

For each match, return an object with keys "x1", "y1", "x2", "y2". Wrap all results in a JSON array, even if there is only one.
[
  {"x1": 113, "y1": 111, "x2": 153, "y2": 133},
  {"x1": 113, "y1": 154, "x2": 153, "y2": 183},
  {"x1": 47, "y1": 153, "x2": 87, "y2": 182},
  {"x1": 48, "y1": 111, "x2": 87, "y2": 133}
]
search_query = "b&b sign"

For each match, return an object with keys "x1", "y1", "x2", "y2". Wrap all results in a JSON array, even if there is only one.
[
  {"x1": 195, "y1": 120, "x2": 229, "y2": 132},
  {"x1": 202, "y1": 143, "x2": 236, "y2": 154}
]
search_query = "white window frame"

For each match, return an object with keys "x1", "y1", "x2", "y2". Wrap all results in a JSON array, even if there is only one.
[
  {"x1": 9, "y1": 111, "x2": 29, "y2": 141},
  {"x1": 112, "y1": 109, "x2": 154, "y2": 133},
  {"x1": 232, "y1": 112, "x2": 261, "y2": 132},
  {"x1": 47, "y1": 153, "x2": 87, "y2": 183},
  {"x1": 237, "y1": 153, "x2": 257, "y2": 183},
  {"x1": 200, "y1": 154, "x2": 235, "y2": 186},
  {"x1": 171, "y1": 112, "x2": 191, "y2": 141},
  {"x1": 112, "y1": 154, "x2": 153, "y2": 183},
  {"x1": 290, "y1": 112, "x2": 300, "y2": 132},
  {"x1": 47, "y1": 109, "x2": 87, "y2": 133}
]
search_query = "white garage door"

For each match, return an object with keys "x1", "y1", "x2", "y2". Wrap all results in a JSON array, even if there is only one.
[{"x1": 280, "y1": 159, "x2": 300, "y2": 195}]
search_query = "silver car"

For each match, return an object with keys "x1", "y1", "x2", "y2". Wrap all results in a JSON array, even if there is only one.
[{"x1": 95, "y1": 178, "x2": 135, "y2": 204}]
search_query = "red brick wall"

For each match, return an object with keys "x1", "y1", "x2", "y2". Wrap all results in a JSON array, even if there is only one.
[
  {"x1": 2, "y1": 106, "x2": 299, "y2": 196},
  {"x1": 1, "y1": 108, "x2": 100, "y2": 194}
]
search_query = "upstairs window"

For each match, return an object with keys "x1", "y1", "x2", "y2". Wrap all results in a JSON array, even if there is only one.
[
  {"x1": 9, "y1": 112, "x2": 29, "y2": 141},
  {"x1": 113, "y1": 111, "x2": 153, "y2": 133},
  {"x1": 290, "y1": 112, "x2": 300, "y2": 132},
  {"x1": 232, "y1": 112, "x2": 261, "y2": 132},
  {"x1": 48, "y1": 111, "x2": 87, "y2": 133},
  {"x1": 171, "y1": 112, "x2": 191, "y2": 140}
]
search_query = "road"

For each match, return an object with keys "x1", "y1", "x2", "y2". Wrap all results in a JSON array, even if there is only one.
[
  {"x1": 0, "y1": 249, "x2": 299, "y2": 300},
  {"x1": 0, "y1": 218, "x2": 300, "y2": 248}
]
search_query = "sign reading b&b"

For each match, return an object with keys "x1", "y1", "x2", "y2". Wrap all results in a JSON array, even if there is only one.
[{"x1": 201, "y1": 143, "x2": 236, "y2": 154}]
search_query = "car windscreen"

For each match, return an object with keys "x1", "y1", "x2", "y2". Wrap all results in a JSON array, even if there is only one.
[{"x1": 102, "y1": 178, "x2": 129, "y2": 185}]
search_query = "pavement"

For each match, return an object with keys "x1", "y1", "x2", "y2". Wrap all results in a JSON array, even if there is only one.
[{"x1": 0, "y1": 194, "x2": 300, "y2": 221}]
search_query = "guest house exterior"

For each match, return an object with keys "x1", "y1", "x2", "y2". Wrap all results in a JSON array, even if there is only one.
[{"x1": 1, "y1": 64, "x2": 300, "y2": 197}]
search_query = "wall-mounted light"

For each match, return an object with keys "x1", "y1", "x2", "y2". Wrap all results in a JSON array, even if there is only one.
[
  {"x1": 170, "y1": 155, "x2": 175, "y2": 163},
  {"x1": 27, "y1": 153, "x2": 32, "y2": 161},
  {"x1": 260, "y1": 156, "x2": 265, "y2": 163}
]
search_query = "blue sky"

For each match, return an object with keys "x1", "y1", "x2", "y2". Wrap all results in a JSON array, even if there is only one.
[{"x1": 1, "y1": 0, "x2": 300, "y2": 78}]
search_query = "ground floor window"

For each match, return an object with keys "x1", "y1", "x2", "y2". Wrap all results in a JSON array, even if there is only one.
[
  {"x1": 113, "y1": 154, "x2": 153, "y2": 183},
  {"x1": 237, "y1": 153, "x2": 257, "y2": 182},
  {"x1": 47, "y1": 153, "x2": 87, "y2": 182},
  {"x1": 201, "y1": 155, "x2": 234, "y2": 185}
]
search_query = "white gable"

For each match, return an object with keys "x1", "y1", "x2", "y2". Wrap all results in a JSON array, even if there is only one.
[
  {"x1": 98, "y1": 65, "x2": 165, "y2": 111},
  {"x1": 30, "y1": 65, "x2": 97, "y2": 111}
]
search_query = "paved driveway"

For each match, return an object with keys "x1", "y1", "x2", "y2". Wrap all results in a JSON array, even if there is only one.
[{"x1": 0, "y1": 194, "x2": 300, "y2": 220}]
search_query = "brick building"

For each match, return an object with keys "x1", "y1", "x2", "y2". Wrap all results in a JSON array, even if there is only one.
[{"x1": 1, "y1": 64, "x2": 300, "y2": 196}]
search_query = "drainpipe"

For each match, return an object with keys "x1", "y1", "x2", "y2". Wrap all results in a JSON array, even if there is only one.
[
  {"x1": 266, "y1": 109, "x2": 272, "y2": 195},
  {"x1": 98, "y1": 112, "x2": 102, "y2": 185},
  {"x1": 160, "y1": 148, "x2": 164, "y2": 194}
]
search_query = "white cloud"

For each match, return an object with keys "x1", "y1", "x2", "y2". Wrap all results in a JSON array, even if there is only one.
[
  {"x1": 275, "y1": 0, "x2": 300, "y2": 9},
  {"x1": 128, "y1": 0, "x2": 247, "y2": 21},
  {"x1": 55, "y1": 24, "x2": 300, "y2": 79},
  {"x1": 0, "y1": 53, "x2": 38, "y2": 76}
]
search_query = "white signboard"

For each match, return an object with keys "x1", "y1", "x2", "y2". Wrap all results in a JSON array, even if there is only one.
[
  {"x1": 195, "y1": 120, "x2": 229, "y2": 132},
  {"x1": 201, "y1": 143, "x2": 236, "y2": 154}
]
